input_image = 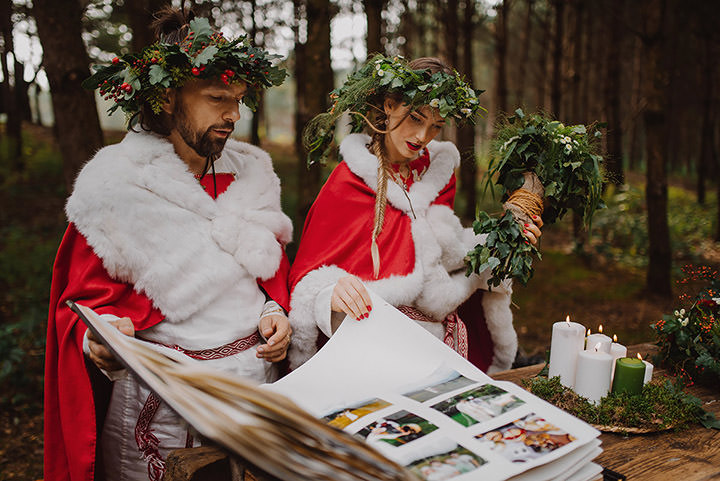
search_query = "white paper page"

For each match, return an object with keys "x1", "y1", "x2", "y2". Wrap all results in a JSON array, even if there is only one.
[
  {"x1": 564, "y1": 462, "x2": 603, "y2": 481},
  {"x1": 506, "y1": 439, "x2": 601, "y2": 481},
  {"x1": 270, "y1": 291, "x2": 601, "y2": 480}
]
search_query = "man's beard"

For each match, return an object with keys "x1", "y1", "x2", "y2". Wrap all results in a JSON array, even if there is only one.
[{"x1": 174, "y1": 102, "x2": 233, "y2": 158}]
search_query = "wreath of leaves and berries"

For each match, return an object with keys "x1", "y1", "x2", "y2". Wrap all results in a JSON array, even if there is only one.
[
  {"x1": 82, "y1": 17, "x2": 287, "y2": 124},
  {"x1": 466, "y1": 109, "x2": 606, "y2": 287},
  {"x1": 302, "y1": 54, "x2": 486, "y2": 165}
]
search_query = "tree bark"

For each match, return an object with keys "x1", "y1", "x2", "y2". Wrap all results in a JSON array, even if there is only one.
[
  {"x1": 364, "y1": 0, "x2": 385, "y2": 56},
  {"x1": 458, "y1": 0, "x2": 477, "y2": 222},
  {"x1": 550, "y1": 0, "x2": 564, "y2": 117},
  {"x1": 445, "y1": 0, "x2": 459, "y2": 68},
  {"x1": 125, "y1": 0, "x2": 165, "y2": 51},
  {"x1": 517, "y1": 0, "x2": 533, "y2": 107},
  {"x1": 494, "y1": 0, "x2": 509, "y2": 116},
  {"x1": 535, "y1": 6, "x2": 551, "y2": 110},
  {"x1": 33, "y1": 0, "x2": 104, "y2": 192},
  {"x1": 696, "y1": 35, "x2": 714, "y2": 205},
  {"x1": 294, "y1": 0, "x2": 333, "y2": 232},
  {"x1": 249, "y1": 0, "x2": 264, "y2": 146},
  {"x1": 604, "y1": 0, "x2": 624, "y2": 184},
  {"x1": 0, "y1": 0, "x2": 22, "y2": 165},
  {"x1": 641, "y1": 0, "x2": 671, "y2": 298},
  {"x1": 569, "y1": 0, "x2": 584, "y2": 123}
]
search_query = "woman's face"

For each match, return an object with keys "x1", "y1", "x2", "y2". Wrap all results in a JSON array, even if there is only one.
[{"x1": 382, "y1": 98, "x2": 445, "y2": 163}]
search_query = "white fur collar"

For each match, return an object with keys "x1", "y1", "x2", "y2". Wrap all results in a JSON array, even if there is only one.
[
  {"x1": 66, "y1": 130, "x2": 292, "y2": 322},
  {"x1": 339, "y1": 133, "x2": 460, "y2": 215}
]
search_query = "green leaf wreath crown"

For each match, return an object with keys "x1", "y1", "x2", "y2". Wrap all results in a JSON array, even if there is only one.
[
  {"x1": 82, "y1": 17, "x2": 287, "y2": 124},
  {"x1": 302, "y1": 54, "x2": 486, "y2": 165}
]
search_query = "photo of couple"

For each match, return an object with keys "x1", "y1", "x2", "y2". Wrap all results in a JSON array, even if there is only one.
[{"x1": 431, "y1": 384, "x2": 525, "y2": 427}]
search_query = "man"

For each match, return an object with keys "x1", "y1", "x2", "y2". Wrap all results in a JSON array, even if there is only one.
[{"x1": 45, "y1": 9, "x2": 291, "y2": 481}]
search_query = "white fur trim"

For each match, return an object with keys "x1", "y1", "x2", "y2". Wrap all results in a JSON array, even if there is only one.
[
  {"x1": 339, "y1": 133, "x2": 459, "y2": 215},
  {"x1": 483, "y1": 289, "x2": 517, "y2": 373},
  {"x1": 66, "y1": 130, "x2": 292, "y2": 322}
]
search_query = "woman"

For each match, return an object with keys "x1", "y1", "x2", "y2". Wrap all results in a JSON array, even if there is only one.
[{"x1": 288, "y1": 55, "x2": 541, "y2": 373}]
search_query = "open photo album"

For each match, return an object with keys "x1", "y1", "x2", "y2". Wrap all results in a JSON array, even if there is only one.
[{"x1": 269, "y1": 291, "x2": 604, "y2": 481}]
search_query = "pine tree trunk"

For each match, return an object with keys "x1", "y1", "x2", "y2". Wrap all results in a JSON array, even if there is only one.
[
  {"x1": 364, "y1": 0, "x2": 385, "y2": 56},
  {"x1": 494, "y1": 0, "x2": 509, "y2": 116},
  {"x1": 294, "y1": 0, "x2": 333, "y2": 232},
  {"x1": 536, "y1": 7, "x2": 551, "y2": 110},
  {"x1": 0, "y1": 0, "x2": 22, "y2": 166},
  {"x1": 458, "y1": 0, "x2": 477, "y2": 222},
  {"x1": 696, "y1": 35, "x2": 714, "y2": 205},
  {"x1": 517, "y1": 0, "x2": 533, "y2": 107},
  {"x1": 249, "y1": 0, "x2": 263, "y2": 146},
  {"x1": 642, "y1": 0, "x2": 672, "y2": 298},
  {"x1": 125, "y1": 0, "x2": 165, "y2": 51},
  {"x1": 604, "y1": 0, "x2": 624, "y2": 184},
  {"x1": 550, "y1": 0, "x2": 564, "y2": 117},
  {"x1": 33, "y1": 0, "x2": 104, "y2": 193},
  {"x1": 569, "y1": 0, "x2": 583, "y2": 123}
]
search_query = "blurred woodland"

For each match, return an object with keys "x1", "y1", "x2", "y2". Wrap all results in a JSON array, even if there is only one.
[{"x1": 0, "y1": 0, "x2": 719, "y2": 478}]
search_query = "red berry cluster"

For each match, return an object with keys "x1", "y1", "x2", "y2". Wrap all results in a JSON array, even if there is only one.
[{"x1": 99, "y1": 78, "x2": 130, "y2": 102}]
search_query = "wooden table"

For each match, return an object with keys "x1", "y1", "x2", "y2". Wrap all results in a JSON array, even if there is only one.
[{"x1": 166, "y1": 343, "x2": 720, "y2": 481}]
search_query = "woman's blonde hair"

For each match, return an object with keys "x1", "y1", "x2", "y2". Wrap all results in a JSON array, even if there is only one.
[{"x1": 368, "y1": 57, "x2": 452, "y2": 278}]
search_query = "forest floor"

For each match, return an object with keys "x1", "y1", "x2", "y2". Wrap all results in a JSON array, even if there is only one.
[{"x1": 0, "y1": 126, "x2": 716, "y2": 480}]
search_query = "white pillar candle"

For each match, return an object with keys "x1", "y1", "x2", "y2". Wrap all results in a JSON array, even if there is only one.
[
  {"x1": 548, "y1": 316, "x2": 586, "y2": 388},
  {"x1": 574, "y1": 343, "x2": 613, "y2": 405},
  {"x1": 638, "y1": 354, "x2": 654, "y2": 384},
  {"x1": 586, "y1": 332, "x2": 612, "y2": 353},
  {"x1": 609, "y1": 335, "x2": 627, "y2": 382}
]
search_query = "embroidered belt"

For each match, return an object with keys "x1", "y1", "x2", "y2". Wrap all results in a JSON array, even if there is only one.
[
  {"x1": 145, "y1": 331, "x2": 261, "y2": 360},
  {"x1": 397, "y1": 305, "x2": 469, "y2": 359}
]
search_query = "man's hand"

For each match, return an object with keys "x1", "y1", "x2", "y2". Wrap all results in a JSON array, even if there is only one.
[
  {"x1": 87, "y1": 317, "x2": 134, "y2": 372},
  {"x1": 257, "y1": 314, "x2": 292, "y2": 362}
]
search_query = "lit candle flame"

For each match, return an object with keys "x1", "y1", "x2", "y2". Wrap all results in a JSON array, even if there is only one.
[
  {"x1": 637, "y1": 353, "x2": 643, "y2": 360},
  {"x1": 598, "y1": 324, "x2": 604, "y2": 333},
  {"x1": 613, "y1": 334, "x2": 618, "y2": 343},
  {"x1": 587, "y1": 328, "x2": 591, "y2": 336},
  {"x1": 565, "y1": 315, "x2": 571, "y2": 325}
]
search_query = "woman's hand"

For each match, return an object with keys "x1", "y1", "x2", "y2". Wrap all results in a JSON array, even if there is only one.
[
  {"x1": 522, "y1": 214, "x2": 544, "y2": 245},
  {"x1": 257, "y1": 314, "x2": 292, "y2": 362},
  {"x1": 331, "y1": 276, "x2": 373, "y2": 321},
  {"x1": 87, "y1": 317, "x2": 134, "y2": 372}
]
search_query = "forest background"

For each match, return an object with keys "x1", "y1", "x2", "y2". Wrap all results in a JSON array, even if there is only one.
[{"x1": 0, "y1": 0, "x2": 719, "y2": 478}]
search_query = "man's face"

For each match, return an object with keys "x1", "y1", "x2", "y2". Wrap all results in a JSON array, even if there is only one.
[{"x1": 171, "y1": 78, "x2": 247, "y2": 158}]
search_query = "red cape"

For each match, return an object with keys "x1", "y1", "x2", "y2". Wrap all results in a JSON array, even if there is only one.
[
  {"x1": 45, "y1": 175, "x2": 290, "y2": 481},
  {"x1": 289, "y1": 161, "x2": 494, "y2": 370}
]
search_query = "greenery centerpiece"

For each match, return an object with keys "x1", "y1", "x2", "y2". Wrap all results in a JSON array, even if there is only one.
[
  {"x1": 652, "y1": 265, "x2": 720, "y2": 386},
  {"x1": 523, "y1": 376, "x2": 720, "y2": 432},
  {"x1": 465, "y1": 109, "x2": 605, "y2": 287}
]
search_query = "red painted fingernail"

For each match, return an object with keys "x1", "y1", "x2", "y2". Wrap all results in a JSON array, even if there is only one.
[
  {"x1": 366, "y1": 305, "x2": 372, "y2": 310},
  {"x1": 523, "y1": 229, "x2": 528, "y2": 234},
  {"x1": 524, "y1": 223, "x2": 529, "y2": 227},
  {"x1": 532, "y1": 215, "x2": 538, "y2": 219}
]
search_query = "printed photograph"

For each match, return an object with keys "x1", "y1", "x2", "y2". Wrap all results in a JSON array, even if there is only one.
[
  {"x1": 475, "y1": 413, "x2": 577, "y2": 463},
  {"x1": 431, "y1": 384, "x2": 525, "y2": 427},
  {"x1": 403, "y1": 371, "x2": 477, "y2": 403},
  {"x1": 322, "y1": 398, "x2": 391, "y2": 429},
  {"x1": 356, "y1": 410, "x2": 439, "y2": 447},
  {"x1": 407, "y1": 446, "x2": 486, "y2": 480}
]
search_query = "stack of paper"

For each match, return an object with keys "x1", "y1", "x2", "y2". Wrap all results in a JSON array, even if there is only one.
[{"x1": 269, "y1": 292, "x2": 603, "y2": 481}]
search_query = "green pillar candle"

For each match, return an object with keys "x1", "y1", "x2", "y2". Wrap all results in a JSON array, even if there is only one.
[{"x1": 611, "y1": 357, "x2": 646, "y2": 395}]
